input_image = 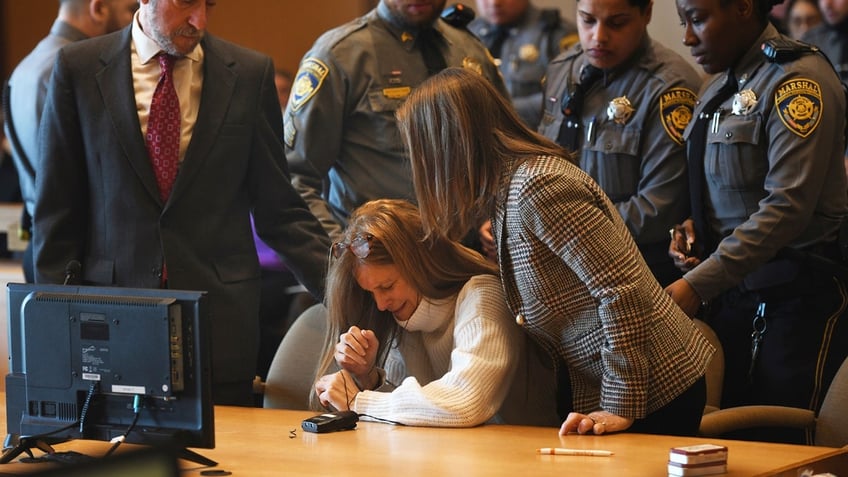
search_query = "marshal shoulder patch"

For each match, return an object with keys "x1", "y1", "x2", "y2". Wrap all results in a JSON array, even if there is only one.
[
  {"x1": 660, "y1": 87, "x2": 697, "y2": 145},
  {"x1": 775, "y1": 78, "x2": 822, "y2": 138},
  {"x1": 290, "y1": 58, "x2": 329, "y2": 113}
]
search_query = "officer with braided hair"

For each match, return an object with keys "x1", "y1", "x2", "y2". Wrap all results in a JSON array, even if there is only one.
[{"x1": 671, "y1": 0, "x2": 848, "y2": 443}]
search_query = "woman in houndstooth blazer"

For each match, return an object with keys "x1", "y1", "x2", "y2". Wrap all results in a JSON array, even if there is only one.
[{"x1": 398, "y1": 67, "x2": 714, "y2": 437}]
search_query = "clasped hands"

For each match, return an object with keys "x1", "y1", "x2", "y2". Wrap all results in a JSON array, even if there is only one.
[
  {"x1": 560, "y1": 411, "x2": 634, "y2": 435},
  {"x1": 315, "y1": 325, "x2": 380, "y2": 411}
]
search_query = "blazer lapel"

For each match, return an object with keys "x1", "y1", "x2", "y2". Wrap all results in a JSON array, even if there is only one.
[
  {"x1": 495, "y1": 172, "x2": 522, "y2": 316},
  {"x1": 169, "y1": 35, "x2": 237, "y2": 201},
  {"x1": 96, "y1": 28, "x2": 162, "y2": 203}
]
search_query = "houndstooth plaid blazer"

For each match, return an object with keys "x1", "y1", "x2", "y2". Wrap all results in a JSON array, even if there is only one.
[{"x1": 492, "y1": 155, "x2": 714, "y2": 418}]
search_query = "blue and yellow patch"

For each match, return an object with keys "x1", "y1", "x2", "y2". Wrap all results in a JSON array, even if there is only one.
[
  {"x1": 660, "y1": 87, "x2": 696, "y2": 145},
  {"x1": 775, "y1": 78, "x2": 822, "y2": 138},
  {"x1": 290, "y1": 58, "x2": 329, "y2": 112}
]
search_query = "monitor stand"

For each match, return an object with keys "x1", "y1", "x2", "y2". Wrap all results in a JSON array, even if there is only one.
[
  {"x1": 0, "y1": 433, "x2": 217, "y2": 467},
  {"x1": 178, "y1": 447, "x2": 217, "y2": 467},
  {"x1": 0, "y1": 433, "x2": 64, "y2": 464}
]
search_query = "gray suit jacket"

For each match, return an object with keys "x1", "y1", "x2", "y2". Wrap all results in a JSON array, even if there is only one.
[
  {"x1": 5, "y1": 19, "x2": 87, "y2": 217},
  {"x1": 492, "y1": 155, "x2": 713, "y2": 419},
  {"x1": 33, "y1": 27, "x2": 330, "y2": 387}
]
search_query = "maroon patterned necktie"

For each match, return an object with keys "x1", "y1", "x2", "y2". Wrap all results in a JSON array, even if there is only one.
[{"x1": 145, "y1": 53, "x2": 180, "y2": 203}]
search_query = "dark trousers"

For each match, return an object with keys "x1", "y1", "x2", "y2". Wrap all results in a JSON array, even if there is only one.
[
  {"x1": 213, "y1": 380, "x2": 255, "y2": 407},
  {"x1": 22, "y1": 240, "x2": 34, "y2": 283},
  {"x1": 706, "y1": 261, "x2": 848, "y2": 442},
  {"x1": 556, "y1": 370, "x2": 706, "y2": 437},
  {"x1": 629, "y1": 377, "x2": 706, "y2": 436}
]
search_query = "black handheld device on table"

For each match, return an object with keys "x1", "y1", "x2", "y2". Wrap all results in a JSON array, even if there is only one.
[{"x1": 301, "y1": 411, "x2": 359, "y2": 433}]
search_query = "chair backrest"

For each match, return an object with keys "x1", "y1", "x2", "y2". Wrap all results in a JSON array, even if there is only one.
[
  {"x1": 263, "y1": 303, "x2": 328, "y2": 410},
  {"x1": 815, "y1": 355, "x2": 848, "y2": 447},
  {"x1": 693, "y1": 319, "x2": 724, "y2": 414}
]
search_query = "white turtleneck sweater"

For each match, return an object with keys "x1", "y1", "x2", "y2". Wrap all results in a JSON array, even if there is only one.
[{"x1": 352, "y1": 274, "x2": 520, "y2": 427}]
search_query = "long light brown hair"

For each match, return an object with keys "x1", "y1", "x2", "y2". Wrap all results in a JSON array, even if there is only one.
[
  {"x1": 396, "y1": 67, "x2": 572, "y2": 241},
  {"x1": 312, "y1": 199, "x2": 497, "y2": 408}
]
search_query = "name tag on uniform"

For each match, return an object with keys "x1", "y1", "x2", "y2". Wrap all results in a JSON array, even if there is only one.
[{"x1": 383, "y1": 86, "x2": 411, "y2": 99}]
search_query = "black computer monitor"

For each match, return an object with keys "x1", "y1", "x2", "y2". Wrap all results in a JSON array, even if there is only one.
[{"x1": 3, "y1": 283, "x2": 215, "y2": 466}]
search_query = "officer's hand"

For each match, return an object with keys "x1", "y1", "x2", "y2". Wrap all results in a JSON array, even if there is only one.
[
  {"x1": 478, "y1": 220, "x2": 497, "y2": 262},
  {"x1": 669, "y1": 219, "x2": 700, "y2": 272},
  {"x1": 665, "y1": 278, "x2": 702, "y2": 318}
]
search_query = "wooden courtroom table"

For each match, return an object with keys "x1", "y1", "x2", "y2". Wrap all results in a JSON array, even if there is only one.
[{"x1": 0, "y1": 401, "x2": 845, "y2": 476}]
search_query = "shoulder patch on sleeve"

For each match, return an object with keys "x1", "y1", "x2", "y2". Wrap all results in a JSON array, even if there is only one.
[
  {"x1": 775, "y1": 78, "x2": 822, "y2": 137},
  {"x1": 659, "y1": 87, "x2": 697, "y2": 145},
  {"x1": 290, "y1": 58, "x2": 329, "y2": 113}
]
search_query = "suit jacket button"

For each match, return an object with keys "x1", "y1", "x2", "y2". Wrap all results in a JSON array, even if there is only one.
[{"x1": 515, "y1": 314, "x2": 526, "y2": 326}]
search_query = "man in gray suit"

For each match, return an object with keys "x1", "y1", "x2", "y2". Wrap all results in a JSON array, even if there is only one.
[
  {"x1": 33, "y1": 0, "x2": 331, "y2": 406},
  {"x1": 4, "y1": 0, "x2": 138, "y2": 282}
]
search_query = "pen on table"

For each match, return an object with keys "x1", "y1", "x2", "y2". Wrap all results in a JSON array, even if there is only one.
[{"x1": 536, "y1": 448, "x2": 614, "y2": 457}]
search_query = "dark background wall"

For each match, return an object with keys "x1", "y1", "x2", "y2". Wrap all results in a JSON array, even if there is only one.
[{"x1": 0, "y1": 0, "x2": 376, "y2": 81}]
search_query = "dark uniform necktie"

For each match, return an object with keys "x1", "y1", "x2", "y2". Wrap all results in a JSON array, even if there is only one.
[
  {"x1": 146, "y1": 53, "x2": 181, "y2": 203},
  {"x1": 555, "y1": 64, "x2": 603, "y2": 152},
  {"x1": 487, "y1": 25, "x2": 509, "y2": 59},
  {"x1": 687, "y1": 71, "x2": 738, "y2": 253},
  {"x1": 418, "y1": 28, "x2": 447, "y2": 75}
]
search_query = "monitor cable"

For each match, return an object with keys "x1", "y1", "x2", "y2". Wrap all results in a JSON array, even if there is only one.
[
  {"x1": 103, "y1": 395, "x2": 142, "y2": 458},
  {"x1": 79, "y1": 381, "x2": 98, "y2": 433}
]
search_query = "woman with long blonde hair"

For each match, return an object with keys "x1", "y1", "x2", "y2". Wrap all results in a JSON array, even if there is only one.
[{"x1": 313, "y1": 199, "x2": 523, "y2": 427}]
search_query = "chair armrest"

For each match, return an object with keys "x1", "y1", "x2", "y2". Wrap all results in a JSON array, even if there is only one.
[{"x1": 699, "y1": 405, "x2": 815, "y2": 437}]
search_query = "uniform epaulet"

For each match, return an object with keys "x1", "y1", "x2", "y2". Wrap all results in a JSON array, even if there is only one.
[
  {"x1": 760, "y1": 37, "x2": 819, "y2": 63},
  {"x1": 441, "y1": 3, "x2": 475, "y2": 29},
  {"x1": 318, "y1": 16, "x2": 369, "y2": 50},
  {"x1": 556, "y1": 43, "x2": 582, "y2": 63}
]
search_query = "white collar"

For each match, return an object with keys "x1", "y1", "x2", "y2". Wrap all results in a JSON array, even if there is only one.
[{"x1": 394, "y1": 295, "x2": 456, "y2": 333}]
